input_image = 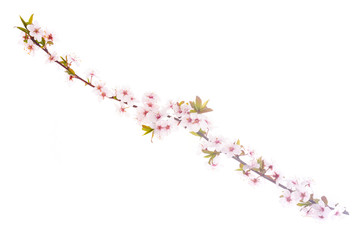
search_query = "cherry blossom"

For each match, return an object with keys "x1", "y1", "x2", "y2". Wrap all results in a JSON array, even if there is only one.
[
  {"x1": 280, "y1": 190, "x2": 295, "y2": 206},
  {"x1": 136, "y1": 107, "x2": 150, "y2": 123},
  {"x1": 43, "y1": 30, "x2": 54, "y2": 42},
  {"x1": 86, "y1": 70, "x2": 97, "y2": 80},
  {"x1": 291, "y1": 187, "x2": 311, "y2": 203},
  {"x1": 249, "y1": 177, "x2": 260, "y2": 186},
  {"x1": 143, "y1": 92, "x2": 159, "y2": 103},
  {"x1": 25, "y1": 41, "x2": 36, "y2": 55},
  {"x1": 47, "y1": 52, "x2": 57, "y2": 63},
  {"x1": 28, "y1": 23, "x2": 43, "y2": 41},
  {"x1": 312, "y1": 201, "x2": 332, "y2": 219},
  {"x1": 180, "y1": 112, "x2": 209, "y2": 132},
  {"x1": 117, "y1": 87, "x2": 136, "y2": 104},
  {"x1": 172, "y1": 102, "x2": 191, "y2": 118},
  {"x1": 222, "y1": 142, "x2": 242, "y2": 158},
  {"x1": 153, "y1": 119, "x2": 176, "y2": 139},
  {"x1": 207, "y1": 135, "x2": 225, "y2": 152},
  {"x1": 242, "y1": 158, "x2": 260, "y2": 171},
  {"x1": 146, "y1": 109, "x2": 166, "y2": 124},
  {"x1": 117, "y1": 103, "x2": 129, "y2": 115}
]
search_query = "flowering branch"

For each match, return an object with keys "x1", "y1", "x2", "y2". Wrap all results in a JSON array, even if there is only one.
[{"x1": 16, "y1": 14, "x2": 349, "y2": 219}]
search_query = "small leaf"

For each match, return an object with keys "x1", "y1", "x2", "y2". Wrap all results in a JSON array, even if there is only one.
[
  {"x1": 195, "y1": 96, "x2": 202, "y2": 109},
  {"x1": 321, "y1": 196, "x2": 328, "y2": 206},
  {"x1": 201, "y1": 99, "x2": 209, "y2": 109},
  {"x1": 199, "y1": 108, "x2": 213, "y2": 114},
  {"x1": 20, "y1": 16, "x2": 27, "y2": 28},
  {"x1": 67, "y1": 68, "x2": 76, "y2": 75},
  {"x1": 190, "y1": 131, "x2": 200, "y2": 137},
  {"x1": 189, "y1": 101, "x2": 195, "y2": 109},
  {"x1": 17, "y1": 27, "x2": 29, "y2": 34},
  {"x1": 142, "y1": 125, "x2": 154, "y2": 136},
  {"x1": 28, "y1": 14, "x2": 34, "y2": 25},
  {"x1": 202, "y1": 149, "x2": 214, "y2": 154},
  {"x1": 40, "y1": 37, "x2": 46, "y2": 46}
]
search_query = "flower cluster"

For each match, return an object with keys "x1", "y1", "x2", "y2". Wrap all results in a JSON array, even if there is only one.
[
  {"x1": 16, "y1": 14, "x2": 348, "y2": 220},
  {"x1": 17, "y1": 14, "x2": 54, "y2": 56}
]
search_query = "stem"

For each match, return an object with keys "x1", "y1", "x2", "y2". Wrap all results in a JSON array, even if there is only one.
[{"x1": 29, "y1": 35, "x2": 349, "y2": 216}]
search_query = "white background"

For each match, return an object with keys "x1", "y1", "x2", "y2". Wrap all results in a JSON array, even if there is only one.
[{"x1": 1, "y1": 0, "x2": 361, "y2": 239}]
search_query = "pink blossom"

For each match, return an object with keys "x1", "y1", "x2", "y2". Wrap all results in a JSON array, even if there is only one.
[
  {"x1": 67, "y1": 53, "x2": 79, "y2": 66},
  {"x1": 143, "y1": 92, "x2": 159, "y2": 103},
  {"x1": 116, "y1": 87, "x2": 136, "y2": 105},
  {"x1": 249, "y1": 177, "x2": 260, "y2": 186},
  {"x1": 147, "y1": 109, "x2": 166, "y2": 123},
  {"x1": 93, "y1": 81, "x2": 105, "y2": 92},
  {"x1": 272, "y1": 171, "x2": 282, "y2": 186},
  {"x1": 312, "y1": 202, "x2": 332, "y2": 220},
  {"x1": 143, "y1": 101, "x2": 159, "y2": 111},
  {"x1": 98, "y1": 87, "x2": 112, "y2": 100},
  {"x1": 208, "y1": 135, "x2": 225, "y2": 152},
  {"x1": 291, "y1": 187, "x2": 311, "y2": 202},
  {"x1": 243, "y1": 158, "x2": 260, "y2": 171},
  {"x1": 181, "y1": 113, "x2": 209, "y2": 132},
  {"x1": 25, "y1": 41, "x2": 36, "y2": 55},
  {"x1": 280, "y1": 190, "x2": 295, "y2": 206},
  {"x1": 28, "y1": 23, "x2": 43, "y2": 42},
  {"x1": 286, "y1": 178, "x2": 300, "y2": 191},
  {"x1": 245, "y1": 147, "x2": 256, "y2": 158},
  {"x1": 47, "y1": 52, "x2": 57, "y2": 63},
  {"x1": 86, "y1": 70, "x2": 97, "y2": 80},
  {"x1": 153, "y1": 119, "x2": 175, "y2": 139},
  {"x1": 43, "y1": 30, "x2": 54, "y2": 42},
  {"x1": 172, "y1": 102, "x2": 191, "y2": 118},
  {"x1": 136, "y1": 107, "x2": 150, "y2": 123},
  {"x1": 222, "y1": 142, "x2": 242, "y2": 157}
]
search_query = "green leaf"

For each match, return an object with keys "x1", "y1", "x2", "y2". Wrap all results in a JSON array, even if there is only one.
[
  {"x1": 202, "y1": 149, "x2": 214, "y2": 154},
  {"x1": 28, "y1": 14, "x2": 34, "y2": 25},
  {"x1": 195, "y1": 96, "x2": 202, "y2": 109},
  {"x1": 201, "y1": 99, "x2": 209, "y2": 109},
  {"x1": 199, "y1": 108, "x2": 213, "y2": 114},
  {"x1": 40, "y1": 37, "x2": 46, "y2": 47},
  {"x1": 142, "y1": 125, "x2": 154, "y2": 135},
  {"x1": 20, "y1": 16, "x2": 27, "y2": 28},
  {"x1": 297, "y1": 201, "x2": 312, "y2": 207},
  {"x1": 17, "y1": 27, "x2": 29, "y2": 34},
  {"x1": 190, "y1": 131, "x2": 200, "y2": 137},
  {"x1": 67, "y1": 68, "x2": 75, "y2": 75},
  {"x1": 189, "y1": 101, "x2": 196, "y2": 110}
]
